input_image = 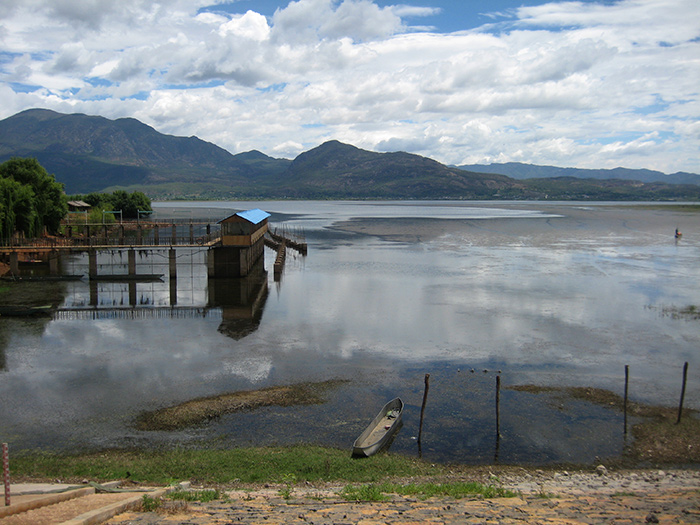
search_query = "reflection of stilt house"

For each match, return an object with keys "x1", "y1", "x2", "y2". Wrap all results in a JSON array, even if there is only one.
[
  {"x1": 208, "y1": 209, "x2": 271, "y2": 278},
  {"x1": 209, "y1": 258, "x2": 269, "y2": 340}
]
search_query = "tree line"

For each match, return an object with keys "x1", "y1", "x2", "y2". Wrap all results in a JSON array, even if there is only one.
[
  {"x1": 0, "y1": 157, "x2": 66, "y2": 238},
  {"x1": 70, "y1": 190, "x2": 152, "y2": 223},
  {"x1": 0, "y1": 157, "x2": 152, "y2": 239}
]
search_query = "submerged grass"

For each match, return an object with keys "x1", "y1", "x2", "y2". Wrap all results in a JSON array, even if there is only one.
[
  {"x1": 10, "y1": 445, "x2": 442, "y2": 486},
  {"x1": 134, "y1": 379, "x2": 349, "y2": 431},
  {"x1": 509, "y1": 384, "x2": 700, "y2": 464}
]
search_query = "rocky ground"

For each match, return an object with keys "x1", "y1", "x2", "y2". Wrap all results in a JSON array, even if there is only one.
[{"x1": 104, "y1": 467, "x2": 700, "y2": 524}]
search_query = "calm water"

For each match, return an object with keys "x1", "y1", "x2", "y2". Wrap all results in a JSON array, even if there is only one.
[{"x1": 1, "y1": 201, "x2": 699, "y2": 465}]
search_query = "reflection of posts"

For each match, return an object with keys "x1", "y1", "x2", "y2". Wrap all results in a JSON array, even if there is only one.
[
  {"x1": 169, "y1": 278, "x2": 177, "y2": 306},
  {"x1": 210, "y1": 259, "x2": 268, "y2": 340},
  {"x1": 129, "y1": 281, "x2": 137, "y2": 306},
  {"x1": 88, "y1": 249, "x2": 98, "y2": 279},
  {"x1": 89, "y1": 280, "x2": 98, "y2": 306},
  {"x1": 49, "y1": 250, "x2": 59, "y2": 275},
  {"x1": 128, "y1": 249, "x2": 136, "y2": 276},
  {"x1": 170, "y1": 248, "x2": 178, "y2": 306},
  {"x1": 169, "y1": 249, "x2": 177, "y2": 280}
]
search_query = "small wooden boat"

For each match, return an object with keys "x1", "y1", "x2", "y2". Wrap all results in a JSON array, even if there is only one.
[{"x1": 352, "y1": 398, "x2": 403, "y2": 457}]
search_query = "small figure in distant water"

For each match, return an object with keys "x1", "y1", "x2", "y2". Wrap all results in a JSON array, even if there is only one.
[{"x1": 675, "y1": 228, "x2": 682, "y2": 239}]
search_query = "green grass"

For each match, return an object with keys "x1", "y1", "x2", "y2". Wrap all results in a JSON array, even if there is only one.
[
  {"x1": 140, "y1": 494, "x2": 162, "y2": 512},
  {"x1": 340, "y1": 484, "x2": 390, "y2": 502},
  {"x1": 167, "y1": 488, "x2": 223, "y2": 503},
  {"x1": 340, "y1": 481, "x2": 517, "y2": 501},
  {"x1": 10, "y1": 445, "x2": 442, "y2": 486}
]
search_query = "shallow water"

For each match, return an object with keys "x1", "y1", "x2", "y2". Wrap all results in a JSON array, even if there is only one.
[{"x1": 1, "y1": 201, "x2": 698, "y2": 465}]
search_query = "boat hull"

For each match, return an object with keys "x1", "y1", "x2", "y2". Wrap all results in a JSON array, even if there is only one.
[{"x1": 352, "y1": 398, "x2": 403, "y2": 457}]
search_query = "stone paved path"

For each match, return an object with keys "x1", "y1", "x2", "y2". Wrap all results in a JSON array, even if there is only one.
[{"x1": 106, "y1": 469, "x2": 700, "y2": 525}]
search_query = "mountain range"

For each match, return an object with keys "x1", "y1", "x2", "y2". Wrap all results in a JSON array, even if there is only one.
[
  {"x1": 1, "y1": 108, "x2": 698, "y2": 201},
  {"x1": 457, "y1": 162, "x2": 700, "y2": 186}
]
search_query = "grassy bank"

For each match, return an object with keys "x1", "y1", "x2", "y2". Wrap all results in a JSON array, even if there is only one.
[{"x1": 11, "y1": 445, "x2": 445, "y2": 486}]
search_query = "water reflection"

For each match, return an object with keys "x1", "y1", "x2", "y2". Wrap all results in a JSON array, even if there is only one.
[
  {"x1": 0, "y1": 202, "x2": 698, "y2": 466},
  {"x1": 210, "y1": 260, "x2": 269, "y2": 340}
]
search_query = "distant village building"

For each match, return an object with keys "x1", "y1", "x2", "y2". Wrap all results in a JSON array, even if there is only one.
[{"x1": 67, "y1": 200, "x2": 91, "y2": 212}]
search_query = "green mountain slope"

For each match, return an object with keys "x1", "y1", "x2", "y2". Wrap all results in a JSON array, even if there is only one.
[
  {"x1": 0, "y1": 109, "x2": 289, "y2": 194},
  {"x1": 0, "y1": 109, "x2": 698, "y2": 201},
  {"x1": 277, "y1": 140, "x2": 525, "y2": 199}
]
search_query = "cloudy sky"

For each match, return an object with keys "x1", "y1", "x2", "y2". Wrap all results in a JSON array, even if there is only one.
[{"x1": 1, "y1": 0, "x2": 699, "y2": 173}]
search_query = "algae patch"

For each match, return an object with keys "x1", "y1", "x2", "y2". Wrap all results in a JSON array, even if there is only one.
[{"x1": 135, "y1": 379, "x2": 349, "y2": 431}]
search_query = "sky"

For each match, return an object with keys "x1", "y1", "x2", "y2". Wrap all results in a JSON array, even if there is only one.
[{"x1": 1, "y1": 0, "x2": 699, "y2": 173}]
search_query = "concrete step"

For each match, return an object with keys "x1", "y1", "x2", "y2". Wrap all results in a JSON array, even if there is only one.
[{"x1": 1, "y1": 482, "x2": 169, "y2": 525}]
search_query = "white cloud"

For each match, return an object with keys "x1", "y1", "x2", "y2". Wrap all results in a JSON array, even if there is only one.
[
  {"x1": 0, "y1": 0, "x2": 698, "y2": 173},
  {"x1": 218, "y1": 10, "x2": 270, "y2": 41}
]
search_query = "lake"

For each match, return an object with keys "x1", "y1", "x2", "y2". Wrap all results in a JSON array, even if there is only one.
[{"x1": 1, "y1": 201, "x2": 698, "y2": 465}]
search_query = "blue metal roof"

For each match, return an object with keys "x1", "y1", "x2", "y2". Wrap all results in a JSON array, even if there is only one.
[{"x1": 219, "y1": 208, "x2": 270, "y2": 225}]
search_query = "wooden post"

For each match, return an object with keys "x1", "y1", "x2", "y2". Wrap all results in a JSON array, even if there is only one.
[
  {"x1": 2, "y1": 443, "x2": 9, "y2": 507},
  {"x1": 624, "y1": 365, "x2": 629, "y2": 435},
  {"x1": 418, "y1": 373, "x2": 430, "y2": 447},
  {"x1": 677, "y1": 362, "x2": 689, "y2": 424},
  {"x1": 495, "y1": 375, "x2": 501, "y2": 439},
  {"x1": 9, "y1": 252, "x2": 18, "y2": 276}
]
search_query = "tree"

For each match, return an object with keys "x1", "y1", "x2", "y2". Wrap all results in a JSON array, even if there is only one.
[
  {"x1": 0, "y1": 158, "x2": 67, "y2": 235},
  {"x1": 71, "y1": 190, "x2": 152, "y2": 220}
]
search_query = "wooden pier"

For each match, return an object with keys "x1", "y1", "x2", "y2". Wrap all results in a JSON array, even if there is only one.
[{"x1": 1, "y1": 215, "x2": 307, "y2": 281}]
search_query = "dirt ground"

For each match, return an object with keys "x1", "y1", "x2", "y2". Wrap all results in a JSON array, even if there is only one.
[
  {"x1": 1, "y1": 492, "x2": 139, "y2": 525},
  {"x1": 104, "y1": 468, "x2": 700, "y2": 524}
]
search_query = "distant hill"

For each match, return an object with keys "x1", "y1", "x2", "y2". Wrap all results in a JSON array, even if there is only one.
[
  {"x1": 276, "y1": 140, "x2": 524, "y2": 199},
  {"x1": 457, "y1": 162, "x2": 700, "y2": 186},
  {"x1": 0, "y1": 108, "x2": 290, "y2": 195},
  {"x1": 0, "y1": 109, "x2": 699, "y2": 201}
]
